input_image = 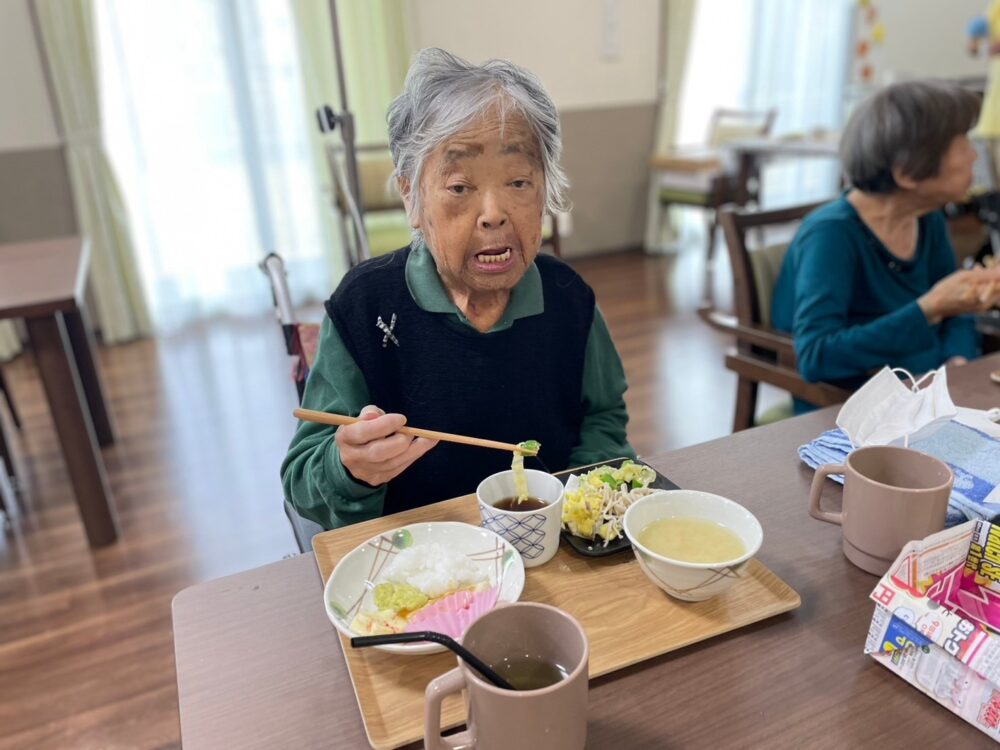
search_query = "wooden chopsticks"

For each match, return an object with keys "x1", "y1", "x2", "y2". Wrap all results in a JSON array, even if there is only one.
[{"x1": 292, "y1": 408, "x2": 539, "y2": 455}]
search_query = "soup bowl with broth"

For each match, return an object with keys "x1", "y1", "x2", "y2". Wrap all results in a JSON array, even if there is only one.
[{"x1": 622, "y1": 490, "x2": 763, "y2": 601}]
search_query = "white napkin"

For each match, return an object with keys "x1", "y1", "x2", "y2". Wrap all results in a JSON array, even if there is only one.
[{"x1": 836, "y1": 366, "x2": 957, "y2": 448}]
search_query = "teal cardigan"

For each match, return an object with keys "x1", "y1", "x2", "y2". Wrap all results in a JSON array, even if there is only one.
[{"x1": 772, "y1": 196, "x2": 978, "y2": 401}]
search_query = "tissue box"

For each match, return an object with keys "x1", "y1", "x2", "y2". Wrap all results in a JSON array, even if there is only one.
[{"x1": 864, "y1": 520, "x2": 1000, "y2": 741}]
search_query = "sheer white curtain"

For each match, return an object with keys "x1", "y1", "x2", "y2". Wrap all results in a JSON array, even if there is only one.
[
  {"x1": 96, "y1": 0, "x2": 335, "y2": 331},
  {"x1": 678, "y1": 0, "x2": 852, "y2": 206}
]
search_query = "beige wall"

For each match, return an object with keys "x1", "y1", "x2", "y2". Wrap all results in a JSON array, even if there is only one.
[
  {"x1": 411, "y1": 0, "x2": 659, "y2": 111},
  {"x1": 411, "y1": 0, "x2": 661, "y2": 255},
  {"x1": 0, "y1": 0, "x2": 76, "y2": 242},
  {"x1": 0, "y1": 147, "x2": 77, "y2": 242},
  {"x1": 877, "y1": 0, "x2": 989, "y2": 81},
  {"x1": 2, "y1": 0, "x2": 660, "y2": 253},
  {"x1": 560, "y1": 103, "x2": 657, "y2": 256},
  {"x1": 0, "y1": 0, "x2": 60, "y2": 150}
]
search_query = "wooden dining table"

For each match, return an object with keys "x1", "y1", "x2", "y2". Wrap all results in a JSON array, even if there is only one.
[
  {"x1": 727, "y1": 133, "x2": 841, "y2": 205},
  {"x1": 0, "y1": 237, "x2": 118, "y2": 547},
  {"x1": 172, "y1": 354, "x2": 1000, "y2": 748}
]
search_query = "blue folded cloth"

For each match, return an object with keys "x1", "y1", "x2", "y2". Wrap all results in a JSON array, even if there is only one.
[{"x1": 799, "y1": 420, "x2": 1000, "y2": 527}]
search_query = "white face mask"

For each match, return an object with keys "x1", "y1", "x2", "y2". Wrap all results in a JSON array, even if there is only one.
[{"x1": 836, "y1": 366, "x2": 956, "y2": 448}]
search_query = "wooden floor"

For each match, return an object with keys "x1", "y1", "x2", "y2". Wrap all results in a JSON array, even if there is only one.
[{"x1": 0, "y1": 247, "x2": 782, "y2": 749}]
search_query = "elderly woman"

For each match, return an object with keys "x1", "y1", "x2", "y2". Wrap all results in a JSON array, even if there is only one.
[
  {"x1": 772, "y1": 80, "x2": 1000, "y2": 409},
  {"x1": 281, "y1": 49, "x2": 634, "y2": 530}
]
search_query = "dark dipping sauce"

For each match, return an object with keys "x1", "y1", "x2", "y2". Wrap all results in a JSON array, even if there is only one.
[{"x1": 493, "y1": 497, "x2": 548, "y2": 512}]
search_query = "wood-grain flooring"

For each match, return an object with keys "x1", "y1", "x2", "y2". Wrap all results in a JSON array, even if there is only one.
[{"x1": 0, "y1": 247, "x2": 780, "y2": 749}]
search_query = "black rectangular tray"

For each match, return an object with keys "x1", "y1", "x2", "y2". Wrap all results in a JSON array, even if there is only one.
[{"x1": 558, "y1": 458, "x2": 679, "y2": 557}]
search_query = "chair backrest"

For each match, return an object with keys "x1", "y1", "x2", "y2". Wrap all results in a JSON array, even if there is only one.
[
  {"x1": 331, "y1": 143, "x2": 404, "y2": 214},
  {"x1": 971, "y1": 136, "x2": 998, "y2": 192},
  {"x1": 285, "y1": 498, "x2": 324, "y2": 553},
  {"x1": 259, "y1": 252, "x2": 327, "y2": 552},
  {"x1": 719, "y1": 201, "x2": 825, "y2": 329},
  {"x1": 259, "y1": 252, "x2": 297, "y2": 341},
  {"x1": 706, "y1": 108, "x2": 777, "y2": 148},
  {"x1": 541, "y1": 211, "x2": 563, "y2": 257},
  {"x1": 258, "y1": 252, "x2": 319, "y2": 399}
]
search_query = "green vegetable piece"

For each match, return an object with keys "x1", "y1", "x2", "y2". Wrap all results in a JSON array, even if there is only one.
[
  {"x1": 373, "y1": 582, "x2": 428, "y2": 612},
  {"x1": 517, "y1": 440, "x2": 541, "y2": 455}
]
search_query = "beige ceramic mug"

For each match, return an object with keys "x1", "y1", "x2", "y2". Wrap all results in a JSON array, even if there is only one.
[
  {"x1": 808, "y1": 445, "x2": 954, "y2": 576},
  {"x1": 424, "y1": 602, "x2": 589, "y2": 750}
]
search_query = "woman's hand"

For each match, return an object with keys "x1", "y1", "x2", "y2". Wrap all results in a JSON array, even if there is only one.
[
  {"x1": 336, "y1": 405, "x2": 438, "y2": 486},
  {"x1": 917, "y1": 267, "x2": 1000, "y2": 323}
]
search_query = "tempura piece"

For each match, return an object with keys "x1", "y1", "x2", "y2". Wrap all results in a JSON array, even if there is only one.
[{"x1": 561, "y1": 460, "x2": 658, "y2": 545}]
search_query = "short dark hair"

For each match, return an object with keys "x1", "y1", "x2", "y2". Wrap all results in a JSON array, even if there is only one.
[{"x1": 840, "y1": 80, "x2": 981, "y2": 194}]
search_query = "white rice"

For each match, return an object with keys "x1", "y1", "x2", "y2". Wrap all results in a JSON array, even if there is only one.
[{"x1": 383, "y1": 543, "x2": 485, "y2": 598}]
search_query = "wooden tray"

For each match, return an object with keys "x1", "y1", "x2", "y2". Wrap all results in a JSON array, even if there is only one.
[{"x1": 314, "y1": 493, "x2": 800, "y2": 750}]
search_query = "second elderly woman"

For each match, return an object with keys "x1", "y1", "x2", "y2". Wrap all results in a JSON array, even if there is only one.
[
  {"x1": 281, "y1": 48, "x2": 634, "y2": 530},
  {"x1": 773, "y1": 79, "x2": 1000, "y2": 410}
]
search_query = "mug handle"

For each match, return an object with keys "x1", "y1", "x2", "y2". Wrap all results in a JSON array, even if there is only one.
[
  {"x1": 809, "y1": 464, "x2": 845, "y2": 525},
  {"x1": 425, "y1": 667, "x2": 472, "y2": 750}
]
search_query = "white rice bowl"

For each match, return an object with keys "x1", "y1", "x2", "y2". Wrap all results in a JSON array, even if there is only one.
[{"x1": 324, "y1": 522, "x2": 525, "y2": 655}]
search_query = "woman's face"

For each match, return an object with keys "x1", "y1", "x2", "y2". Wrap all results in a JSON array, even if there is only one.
[
  {"x1": 407, "y1": 113, "x2": 545, "y2": 299},
  {"x1": 911, "y1": 134, "x2": 977, "y2": 204}
]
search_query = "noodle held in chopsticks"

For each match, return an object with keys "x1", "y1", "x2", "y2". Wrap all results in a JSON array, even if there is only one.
[{"x1": 511, "y1": 440, "x2": 541, "y2": 503}]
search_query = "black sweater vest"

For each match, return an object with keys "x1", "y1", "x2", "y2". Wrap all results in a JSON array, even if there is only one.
[{"x1": 325, "y1": 246, "x2": 594, "y2": 515}]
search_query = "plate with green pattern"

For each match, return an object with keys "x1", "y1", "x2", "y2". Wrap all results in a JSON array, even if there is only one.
[{"x1": 324, "y1": 522, "x2": 525, "y2": 655}]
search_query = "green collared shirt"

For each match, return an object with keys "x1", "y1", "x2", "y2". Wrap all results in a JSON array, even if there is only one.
[{"x1": 281, "y1": 245, "x2": 634, "y2": 530}]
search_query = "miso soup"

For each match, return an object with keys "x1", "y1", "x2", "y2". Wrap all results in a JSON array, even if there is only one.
[{"x1": 637, "y1": 518, "x2": 745, "y2": 563}]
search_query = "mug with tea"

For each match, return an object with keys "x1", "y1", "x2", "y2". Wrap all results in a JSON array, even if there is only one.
[
  {"x1": 808, "y1": 445, "x2": 954, "y2": 575},
  {"x1": 477, "y1": 469, "x2": 564, "y2": 567},
  {"x1": 424, "y1": 602, "x2": 589, "y2": 750}
]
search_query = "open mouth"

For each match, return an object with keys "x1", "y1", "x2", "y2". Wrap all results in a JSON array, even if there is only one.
[{"x1": 475, "y1": 247, "x2": 512, "y2": 264}]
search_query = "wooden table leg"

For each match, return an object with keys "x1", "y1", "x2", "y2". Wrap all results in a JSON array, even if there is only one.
[
  {"x1": 26, "y1": 313, "x2": 119, "y2": 547},
  {"x1": 64, "y1": 305, "x2": 115, "y2": 447},
  {"x1": 735, "y1": 151, "x2": 754, "y2": 207},
  {"x1": 0, "y1": 413, "x2": 14, "y2": 522}
]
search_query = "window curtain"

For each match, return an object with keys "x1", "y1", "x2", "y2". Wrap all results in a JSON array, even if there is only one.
[
  {"x1": 289, "y1": 0, "x2": 411, "y2": 145},
  {"x1": 97, "y1": 0, "x2": 339, "y2": 331},
  {"x1": 289, "y1": 0, "x2": 413, "y2": 254},
  {"x1": 32, "y1": 0, "x2": 152, "y2": 344},
  {"x1": 677, "y1": 0, "x2": 850, "y2": 205},
  {"x1": 95, "y1": 0, "x2": 412, "y2": 331},
  {"x1": 741, "y1": 0, "x2": 852, "y2": 206},
  {"x1": 653, "y1": 0, "x2": 697, "y2": 153}
]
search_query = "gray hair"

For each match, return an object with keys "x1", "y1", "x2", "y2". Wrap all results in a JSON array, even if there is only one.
[
  {"x1": 841, "y1": 80, "x2": 981, "y2": 194},
  {"x1": 387, "y1": 48, "x2": 569, "y2": 230}
]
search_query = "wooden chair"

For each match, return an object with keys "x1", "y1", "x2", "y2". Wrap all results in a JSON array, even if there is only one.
[
  {"x1": 645, "y1": 108, "x2": 777, "y2": 262},
  {"x1": 0, "y1": 366, "x2": 21, "y2": 527},
  {"x1": 259, "y1": 253, "x2": 325, "y2": 552},
  {"x1": 700, "y1": 202, "x2": 850, "y2": 432},
  {"x1": 327, "y1": 143, "x2": 564, "y2": 267},
  {"x1": 259, "y1": 254, "x2": 321, "y2": 404}
]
